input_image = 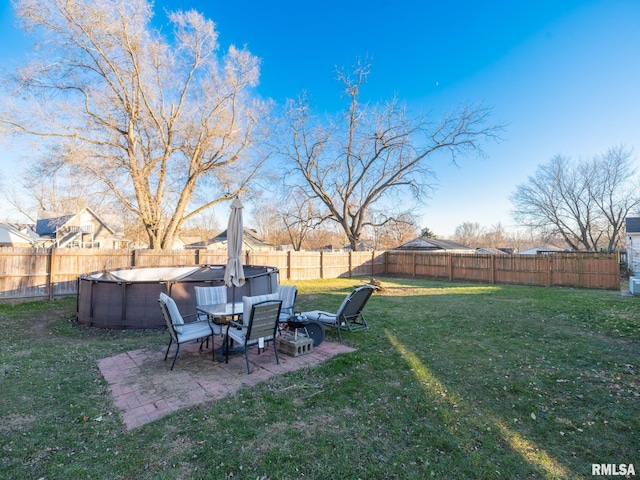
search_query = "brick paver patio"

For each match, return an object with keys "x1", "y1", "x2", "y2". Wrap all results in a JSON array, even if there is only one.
[{"x1": 98, "y1": 338, "x2": 354, "y2": 430}]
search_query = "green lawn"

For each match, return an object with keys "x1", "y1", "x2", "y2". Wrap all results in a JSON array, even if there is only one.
[{"x1": 0, "y1": 277, "x2": 638, "y2": 479}]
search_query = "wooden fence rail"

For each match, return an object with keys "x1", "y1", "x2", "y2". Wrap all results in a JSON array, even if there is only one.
[{"x1": 0, "y1": 248, "x2": 621, "y2": 301}]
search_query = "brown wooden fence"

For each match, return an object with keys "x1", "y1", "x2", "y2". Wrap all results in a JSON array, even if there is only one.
[
  {"x1": 0, "y1": 248, "x2": 387, "y2": 301},
  {"x1": 0, "y1": 247, "x2": 621, "y2": 301},
  {"x1": 386, "y1": 251, "x2": 620, "y2": 290}
]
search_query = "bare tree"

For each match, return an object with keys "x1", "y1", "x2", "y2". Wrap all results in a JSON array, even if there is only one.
[
  {"x1": 251, "y1": 200, "x2": 282, "y2": 244},
  {"x1": 280, "y1": 61, "x2": 501, "y2": 250},
  {"x1": 180, "y1": 210, "x2": 221, "y2": 244},
  {"x1": 451, "y1": 221, "x2": 485, "y2": 247},
  {"x1": 0, "y1": 0, "x2": 269, "y2": 248},
  {"x1": 367, "y1": 212, "x2": 420, "y2": 250},
  {"x1": 587, "y1": 146, "x2": 640, "y2": 250},
  {"x1": 481, "y1": 222, "x2": 509, "y2": 248},
  {"x1": 5, "y1": 158, "x2": 111, "y2": 222},
  {"x1": 278, "y1": 189, "x2": 324, "y2": 251},
  {"x1": 507, "y1": 226, "x2": 563, "y2": 253},
  {"x1": 250, "y1": 199, "x2": 291, "y2": 248},
  {"x1": 511, "y1": 146, "x2": 640, "y2": 251},
  {"x1": 304, "y1": 226, "x2": 346, "y2": 251},
  {"x1": 250, "y1": 191, "x2": 323, "y2": 250}
]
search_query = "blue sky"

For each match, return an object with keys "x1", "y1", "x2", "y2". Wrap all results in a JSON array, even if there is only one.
[{"x1": 1, "y1": 1, "x2": 639, "y2": 236}]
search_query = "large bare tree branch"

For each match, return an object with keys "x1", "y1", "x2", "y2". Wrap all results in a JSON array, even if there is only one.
[
  {"x1": 280, "y1": 61, "x2": 502, "y2": 250},
  {"x1": 0, "y1": 0, "x2": 269, "y2": 248}
]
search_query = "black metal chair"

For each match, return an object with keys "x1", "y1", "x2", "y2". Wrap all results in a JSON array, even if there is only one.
[
  {"x1": 302, "y1": 285, "x2": 374, "y2": 343},
  {"x1": 225, "y1": 300, "x2": 282, "y2": 374}
]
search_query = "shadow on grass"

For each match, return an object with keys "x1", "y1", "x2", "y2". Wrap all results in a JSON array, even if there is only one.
[{"x1": 387, "y1": 330, "x2": 569, "y2": 478}]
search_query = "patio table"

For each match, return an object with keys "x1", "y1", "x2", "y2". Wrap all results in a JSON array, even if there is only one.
[
  {"x1": 196, "y1": 302, "x2": 244, "y2": 361},
  {"x1": 197, "y1": 302, "x2": 243, "y2": 325}
]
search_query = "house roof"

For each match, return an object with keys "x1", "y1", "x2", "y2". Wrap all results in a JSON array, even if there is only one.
[
  {"x1": 517, "y1": 245, "x2": 566, "y2": 255},
  {"x1": 185, "y1": 228, "x2": 275, "y2": 250},
  {"x1": 393, "y1": 237, "x2": 473, "y2": 251},
  {"x1": 626, "y1": 217, "x2": 640, "y2": 233},
  {"x1": 476, "y1": 247, "x2": 509, "y2": 255},
  {"x1": 36, "y1": 213, "x2": 74, "y2": 235},
  {"x1": 342, "y1": 241, "x2": 374, "y2": 251},
  {"x1": 36, "y1": 207, "x2": 116, "y2": 236},
  {"x1": 0, "y1": 223, "x2": 35, "y2": 246}
]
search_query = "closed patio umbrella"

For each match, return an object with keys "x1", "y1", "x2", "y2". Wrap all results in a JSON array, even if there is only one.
[{"x1": 224, "y1": 197, "x2": 246, "y2": 312}]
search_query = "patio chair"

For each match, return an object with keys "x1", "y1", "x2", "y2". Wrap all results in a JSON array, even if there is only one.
[
  {"x1": 276, "y1": 284, "x2": 297, "y2": 331},
  {"x1": 276, "y1": 285, "x2": 297, "y2": 318},
  {"x1": 301, "y1": 285, "x2": 374, "y2": 343},
  {"x1": 225, "y1": 299, "x2": 282, "y2": 374},
  {"x1": 158, "y1": 292, "x2": 215, "y2": 370},
  {"x1": 194, "y1": 285, "x2": 227, "y2": 332}
]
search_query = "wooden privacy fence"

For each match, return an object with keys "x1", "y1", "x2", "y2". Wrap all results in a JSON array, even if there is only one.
[
  {"x1": 0, "y1": 247, "x2": 620, "y2": 301},
  {"x1": 0, "y1": 248, "x2": 387, "y2": 301},
  {"x1": 386, "y1": 251, "x2": 620, "y2": 290}
]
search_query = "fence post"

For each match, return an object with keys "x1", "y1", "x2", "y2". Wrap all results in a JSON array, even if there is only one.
[
  {"x1": 320, "y1": 250, "x2": 324, "y2": 279},
  {"x1": 48, "y1": 247, "x2": 56, "y2": 300},
  {"x1": 287, "y1": 250, "x2": 292, "y2": 281},
  {"x1": 371, "y1": 251, "x2": 375, "y2": 277},
  {"x1": 491, "y1": 255, "x2": 496, "y2": 284},
  {"x1": 448, "y1": 253, "x2": 453, "y2": 281},
  {"x1": 412, "y1": 252, "x2": 416, "y2": 277},
  {"x1": 349, "y1": 251, "x2": 353, "y2": 277},
  {"x1": 547, "y1": 254, "x2": 552, "y2": 286}
]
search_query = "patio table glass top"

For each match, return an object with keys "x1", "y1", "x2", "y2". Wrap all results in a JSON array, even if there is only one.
[{"x1": 197, "y1": 302, "x2": 243, "y2": 324}]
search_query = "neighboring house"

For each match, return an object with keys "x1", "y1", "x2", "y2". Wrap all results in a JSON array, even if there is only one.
[
  {"x1": 314, "y1": 244, "x2": 338, "y2": 252},
  {"x1": 625, "y1": 217, "x2": 640, "y2": 274},
  {"x1": 177, "y1": 236, "x2": 201, "y2": 250},
  {"x1": 0, "y1": 223, "x2": 36, "y2": 247},
  {"x1": 393, "y1": 237, "x2": 474, "y2": 253},
  {"x1": 517, "y1": 245, "x2": 566, "y2": 255},
  {"x1": 342, "y1": 241, "x2": 374, "y2": 251},
  {"x1": 167, "y1": 236, "x2": 191, "y2": 250},
  {"x1": 185, "y1": 228, "x2": 276, "y2": 251},
  {"x1": 36, "y1": 207, "x2": 130, "y2": 249},
  {"x1": 476, "y1": 247, "x2": 509, "y2": 255}
]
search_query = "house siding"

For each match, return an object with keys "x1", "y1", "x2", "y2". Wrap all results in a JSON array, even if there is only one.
[
  {"x1": 37, "y1": 207, "x2": 127, "y2": 249},
  {"x1": 625, "y1": 217, "x2": 640, "y2": 274},
  {"x1": 626, "y1": 217, "x2": 640, "y2": 274}
]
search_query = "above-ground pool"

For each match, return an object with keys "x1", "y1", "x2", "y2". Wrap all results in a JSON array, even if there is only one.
[{"x1": 77, "y1": 265, "x2": 279, "y2": 329}]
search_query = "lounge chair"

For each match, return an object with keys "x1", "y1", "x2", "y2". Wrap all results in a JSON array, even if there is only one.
[{"x1": 302, "y1": 285, "x2": 374, "y2": 343}]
